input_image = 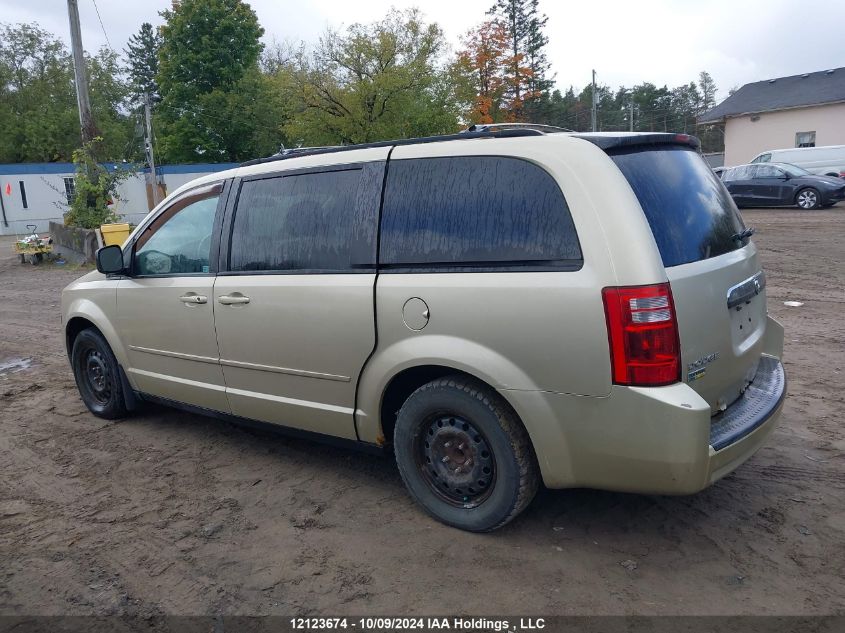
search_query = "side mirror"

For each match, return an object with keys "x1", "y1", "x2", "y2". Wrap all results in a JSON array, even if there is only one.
[
  {"x1": 96, "y1": 244, "x2": 125, "y2": 274},
  {"x1": 781, "y1": 173, "x2": 790, "y2": 180}
]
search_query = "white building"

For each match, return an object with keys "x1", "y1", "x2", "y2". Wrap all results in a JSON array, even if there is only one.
[
  {"x1": 699, "y1": 67, "x2": 845, "y2": 167},
  {"x1": 0, "y1": 163, "x2": 237, "y2": 236}
]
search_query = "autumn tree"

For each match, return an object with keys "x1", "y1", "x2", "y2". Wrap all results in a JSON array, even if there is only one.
[{"x1": 453, "y1": 21, "x2": 509, "y2": 123}]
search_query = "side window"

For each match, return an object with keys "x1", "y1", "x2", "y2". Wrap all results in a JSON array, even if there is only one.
[
  {"x1": 229, "y1": 168, "x2": 363, "y2": 272},
  {"x1": 728, "y1": 166, "x2": 751, "y2": 181},
  {"x1": 134, "y1": 190, "x2": 220, "y2": 276},
  {"x1": 755, "y1": 165, "x2": 779, "y2": 178},
  {"x1": 379, "y1": 156, "x2": 581, "y2": 268}
]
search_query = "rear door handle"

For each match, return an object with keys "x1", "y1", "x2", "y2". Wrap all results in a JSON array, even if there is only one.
[
  {"x1": 179, "y1": 294, "x2": 208, "y2": 304},
  {"x1": 218, "y1": 294, "x2": 250, "y2": 305}
]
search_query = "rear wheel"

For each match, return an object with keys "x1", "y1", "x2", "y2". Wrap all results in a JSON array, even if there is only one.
[
  {"x1": 796, "y1": 187, "x2": 820, "y2": 210},
  {"x1": 393, "y1": 375, "x2": 539, "y2": 532},
  {"x1": 71, "y1": 328, "x2": 128, "y2": 419}
]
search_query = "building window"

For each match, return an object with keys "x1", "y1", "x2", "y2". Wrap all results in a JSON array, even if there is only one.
[
  {"x1": 796, "y1": 131, "x2": 816, "y2": 148},
  {"x1": 18, "y1": 181, "x2": 28, "y2": 209},
  {"x1": 63, "y1": 177, "x2": 76, "y2": 205}
]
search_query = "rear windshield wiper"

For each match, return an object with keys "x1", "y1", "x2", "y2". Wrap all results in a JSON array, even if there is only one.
[{"x1": 732, "y1": 227, "x2": 755, "y2": 242}]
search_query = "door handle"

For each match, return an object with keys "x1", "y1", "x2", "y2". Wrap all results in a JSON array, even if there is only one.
[
  {"x1": 179, "y1": 294, "x2": 208, "y2": 304},
  {"x1": 218, "y1": 294, "x2": 250, "y2": 305}
]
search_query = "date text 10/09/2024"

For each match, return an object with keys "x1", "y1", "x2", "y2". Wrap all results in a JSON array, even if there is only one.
[{"x1": 290, "y1": 618, "x2": 547, "y2": 631}]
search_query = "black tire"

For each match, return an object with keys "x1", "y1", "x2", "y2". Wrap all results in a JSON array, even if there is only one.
[
  {"x1": 796, "y1": 187, "x2": 821, "y2": 210},
  {"x1": 393, "y1": 375, "x2": 539, "y2": 532},
  {"x1": 70, "y1": 328, "x2": 128, "y2": 419}
]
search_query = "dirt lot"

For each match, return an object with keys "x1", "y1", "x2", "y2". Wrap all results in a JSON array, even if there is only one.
[{"x1": 1, "y1": 208, "x2": 844, "y2": 617}]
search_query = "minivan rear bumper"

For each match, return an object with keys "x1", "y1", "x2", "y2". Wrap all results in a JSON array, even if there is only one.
[{"x1": 501, "y1": 352, "x2": 786, "y2": 494}]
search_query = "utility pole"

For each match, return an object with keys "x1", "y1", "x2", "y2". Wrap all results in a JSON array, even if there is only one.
[
  {"x1": 629, "y1": 98, "x2": 634, "y2": 132},
  {"x1": 591, "y1": 69, "x2": 598, "y2": 132},
  {"x1": 67, "y1": 0, "x2": 98, "y2": 143},
  {"x1": 143, "y1": 93, "x2": 162, "y2": 206}
]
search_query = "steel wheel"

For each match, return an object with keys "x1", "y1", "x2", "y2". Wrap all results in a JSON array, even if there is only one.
[
  {"x1": 83, "y1": 348, "x2": 112, "y2": 405},
  {"x1": 70, "y1": 328, "x2": 128, "y2": 419},
  {"x1": 796, "y1": 188, "x2": 819, "y2": 210},
  {"x1": 393, "y1": 375, "x2": 539, "y2": 531},
  {"x1": 416, "y1": 414, "x2": 496, "y2": 508}
]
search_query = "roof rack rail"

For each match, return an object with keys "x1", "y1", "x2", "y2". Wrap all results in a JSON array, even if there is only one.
[
  {"x1": 239, "y1": 128, "x2": 545, "y2": 167},
  {"x1": 465, "y1": 122, "x2": 574, "y2": 133}
]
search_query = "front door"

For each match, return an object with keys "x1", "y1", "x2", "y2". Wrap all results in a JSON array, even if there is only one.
[
  {"x1": 117, "y1": 182, "x2": 230, "y2": 412},
  {"x1": 213, "y1": 160, "x2": 386, "y2": 438},
  {"x1": 749, "y1": 165, "x2": 783, "y2": 206}
]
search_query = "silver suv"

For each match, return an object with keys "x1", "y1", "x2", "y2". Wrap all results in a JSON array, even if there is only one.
[{"x1": 62, "y1": 130, "x2": 786, "y2": 532}]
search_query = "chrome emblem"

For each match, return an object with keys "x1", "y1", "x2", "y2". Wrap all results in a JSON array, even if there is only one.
[{"x1": 687, "y1": 352, "x2": 718, "y2": 382}]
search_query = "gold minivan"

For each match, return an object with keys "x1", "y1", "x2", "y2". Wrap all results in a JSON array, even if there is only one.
[{"x1": 62, "y1": 129, "x2": 786, "y2": 532}]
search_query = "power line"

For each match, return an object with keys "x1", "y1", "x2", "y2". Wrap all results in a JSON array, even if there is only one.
[{"x1": 90, "y1": 0, "x2": 114, "y2": 53}]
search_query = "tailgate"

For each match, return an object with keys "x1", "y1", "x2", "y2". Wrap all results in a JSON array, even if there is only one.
[
  {"x1": 668, "y1": 248, "x2": 767, "y2": 413},
  {"x1": 608, "y1": 143, "x2": 768, "y2": 413}
]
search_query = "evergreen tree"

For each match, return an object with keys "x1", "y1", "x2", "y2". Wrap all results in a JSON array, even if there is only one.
[
  {"x1": 524, "y1": 0, "x2": 552, "y2": 96},
  {"x1": 125, "y1": 22, "x2": 160, "y2": 102},
  {"x1": 487, "y1": 0, "x2": 550, "y2": 120},
  {"x1": 698, "y1": 70, "x2": 718, "y2": 113}
]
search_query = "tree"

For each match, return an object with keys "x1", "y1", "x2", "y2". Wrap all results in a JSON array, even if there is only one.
[
  {"x1": 0, "y1": 22, "x2": 131, "y2": 162},
  {"x1": 523, "y1": 0, "x2": 552, "y2": 96},
  {"x1": 125, "y1": 22, "x2": 160, "y2": 102},
  {"x1": 285, "y1": 8, "x2": 459, "y2": 145},
  {"x1": 698, "y1": 70, "x2": 718, "y2": 113},
  {"x1": 453, "y1": 21, "x2": 509, "y2": 123},
  {"x1": 156, "y1": 0, "x2": 279, "y2": 162},
  {"x1": 63, "y1": 137, "x2": 131, "y2": 229},
  {"x1": 486, "y1": 0, "x2": 551, "y2": 120}
]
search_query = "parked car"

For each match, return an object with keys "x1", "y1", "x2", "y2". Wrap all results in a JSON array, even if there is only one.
[
  {"x1": 62, "y1": 130, "x2": 786, "y2": 532},
  {"x1": 722, "y1": 162, "x2": 845, "y2": 209},
  {"x1": 750, "y1": 145, "x2": 845, "y2": 177}
]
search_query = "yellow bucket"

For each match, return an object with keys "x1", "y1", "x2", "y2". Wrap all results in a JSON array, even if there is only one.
[{"x1": 100, "y1": 223, "x2": 131, "y2": 247}]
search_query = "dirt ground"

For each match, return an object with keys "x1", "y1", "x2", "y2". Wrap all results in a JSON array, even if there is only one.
[{"x1": 1, "y1": 207, "x2": 843, "y2": 618}]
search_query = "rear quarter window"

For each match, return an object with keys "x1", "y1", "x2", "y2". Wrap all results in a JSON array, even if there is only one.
[
  {"x1": 380, "y1": 156, "x2": 582, "y2": 270},
  {"x1": 609, "y1": 146, "x2": 746, "y2": 267}
]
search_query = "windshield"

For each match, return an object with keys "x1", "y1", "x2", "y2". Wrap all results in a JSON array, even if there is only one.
[
  {"x1": 609, "y1": 146, "x2": 747, "y2": 268},
  {"x1": 778, "y1": 163, "x2": 811, "y2": 177}
]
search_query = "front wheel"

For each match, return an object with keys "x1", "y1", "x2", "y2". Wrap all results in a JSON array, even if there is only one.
[
  {"x1": 393, "y1": 375, "x2": 539, "y2": 532},
  {"x1": 71, "y1": 328, "x2": 128, "y2": 419},
  {"x1": 796, "y1": 187, "x2": 821, "y2": 210}
]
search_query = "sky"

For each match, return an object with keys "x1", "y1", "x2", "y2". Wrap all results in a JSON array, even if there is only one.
[{"x1": 3, "y1": 0, "x2": 845, "y2": 103}]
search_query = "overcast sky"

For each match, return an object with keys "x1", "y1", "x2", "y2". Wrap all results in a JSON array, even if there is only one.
[{"x1": 4, "y1": 0, "x2": 845, "y2": 102}]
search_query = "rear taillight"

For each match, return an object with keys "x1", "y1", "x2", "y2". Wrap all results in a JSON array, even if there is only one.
[{"x1": 602, "y1": 283, "x2": 681, "y2": 387}]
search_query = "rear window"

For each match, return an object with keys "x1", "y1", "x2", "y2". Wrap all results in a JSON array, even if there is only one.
[
  {"x1": 380, "y1": 156, "x2": 581, "y2": 270},
  {"x1": 609, "y1": 146, "x2": 746, "y2": 267}
]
